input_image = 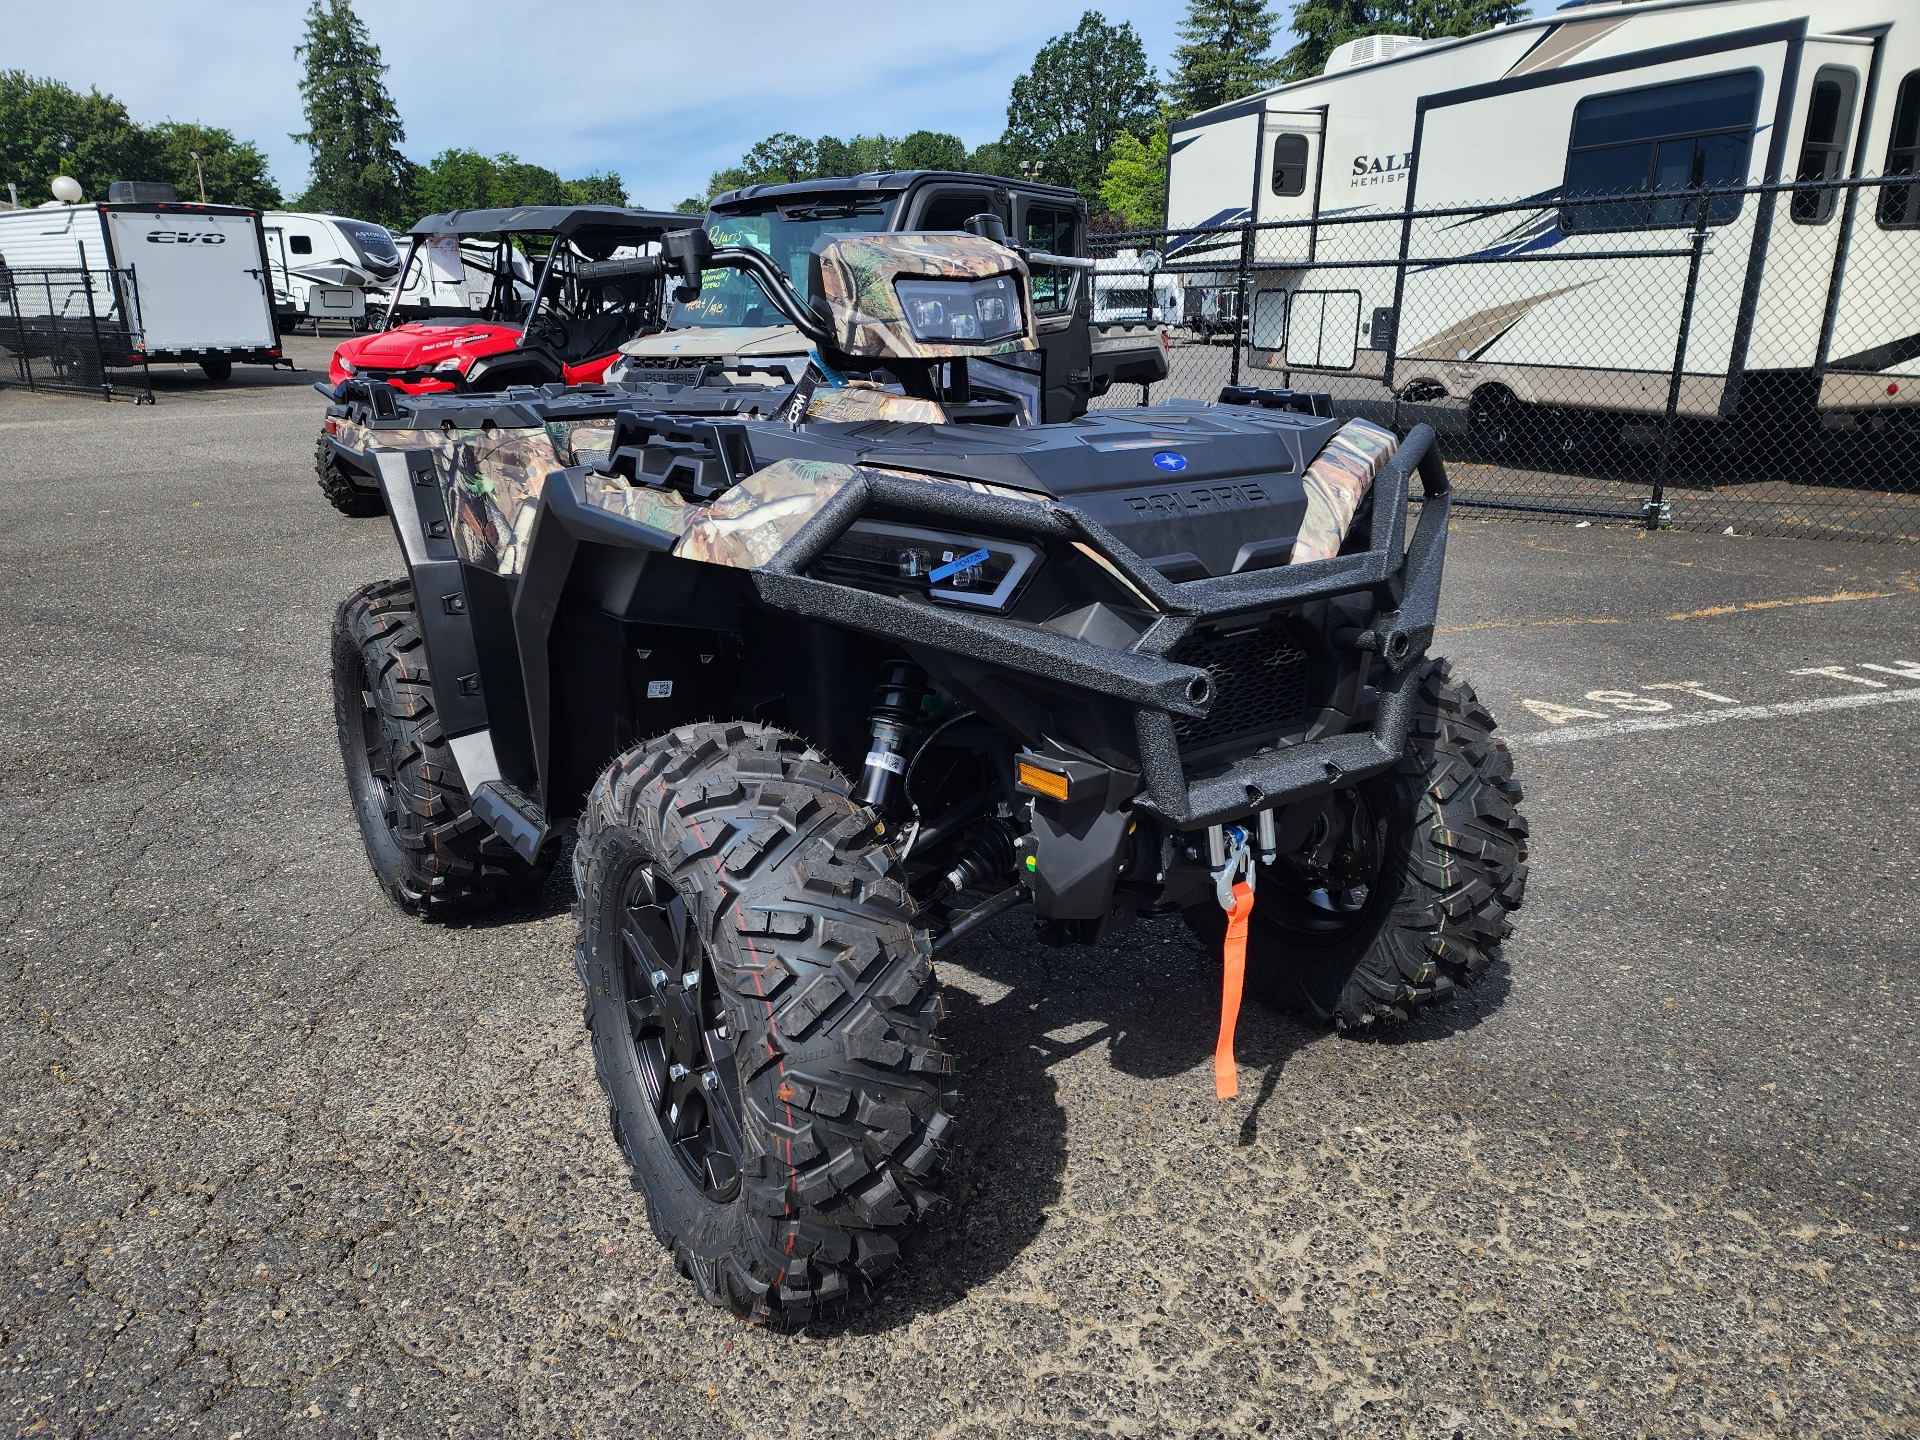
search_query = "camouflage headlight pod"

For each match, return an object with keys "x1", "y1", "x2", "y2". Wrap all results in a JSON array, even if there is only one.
[{"x1": 808, "y1": 231, "x2": 1039, "y2": 360}]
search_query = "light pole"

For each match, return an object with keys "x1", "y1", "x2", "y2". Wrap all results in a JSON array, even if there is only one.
[{"x1": 189, "y1": 150, "x2": 207, "y2": 203}]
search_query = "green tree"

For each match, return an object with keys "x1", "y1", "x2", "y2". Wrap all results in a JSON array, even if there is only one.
[
  {"x1": 1278, "y1": 0, "x2": 1522, "y2": 82},
  {"x1": 410, "y1": 148, "x2": 494, "y2": 213},
  {"x1": 1401, "y1": 0, "x2": 1525, "y2": 39},
  {"x1": 292, "y1": 0, "x2": 414, "y2": 224},
  {"x1": 0, "y1": 70, "x2": 156, "y2": 204},
  {"x1": 893, "y1": 130, "x2": 969, "y2": 172},
  {"x1": 815, "y1": 134, "x2": 895, "y2": 176},
  {"x1": 965, "y1": 139, "x2": 1019, "y2": 179},
  {"x1": 561, "y1": 172, "x2": 627, "y2": 207},
  {"x1": 1004, "y1": 12, "x2": 1159, "y2": 200},
  {"x1": 1099, "y1": 126, "x2": 1169, "y2": 228},
  {"x1": 145, "y1": 122, "x2": 281, "y2": 208},
  {"x1": 674, "y1": 195, "x2": 708, "y2": 214},
  {"x1": 492, "y1": 156, "x2": 565, "y2": 207},
  {"x1": 1168, "y1": 0, "x2": 1284, "y2": 117},
  {"x1": 738, "y1": 132, "x2": 817, "y2": 185}
]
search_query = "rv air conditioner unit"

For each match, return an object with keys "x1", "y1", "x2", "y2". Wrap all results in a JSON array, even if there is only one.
[
  {"x1": 107, "y1": 180, "x2": 181, "y2": 204},
  {"x1": 1324, "y1": 34, "x2": 1424, "y2": 74}
]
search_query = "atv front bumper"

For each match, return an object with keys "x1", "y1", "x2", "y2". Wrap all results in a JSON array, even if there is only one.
[{"x1": 538, "y1": 420, "x2": 1452, "y2": 830}]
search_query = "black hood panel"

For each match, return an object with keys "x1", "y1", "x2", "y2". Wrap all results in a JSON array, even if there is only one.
[{"x1": 758, "y1": 401, "x2": 1343, "y2": 579}]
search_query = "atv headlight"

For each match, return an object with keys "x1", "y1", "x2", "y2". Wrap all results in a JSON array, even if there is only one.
[
  {"x1": 894, "y1": 275, "x2": 1023, "y2": 344},
  {"x1": 811, "y1": 521, "x2": 1038, "y2": 610},
  {"x1": 430, "y1": 356, "x2": 469, "y2": 373},
  {"x1": 605, "y1": 354, "x2": 631, "y2": 383}
]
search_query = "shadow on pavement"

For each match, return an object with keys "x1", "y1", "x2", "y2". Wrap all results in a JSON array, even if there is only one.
[{"x1": 816, "y1": 912, "x2": 1514, "y2": 1333}]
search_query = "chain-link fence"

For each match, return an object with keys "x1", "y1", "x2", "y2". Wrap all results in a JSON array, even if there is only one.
[
  {"x1": 1092, "y1": 175, "x2": 1920, "y2": 541},
  {"x1": 0, "y1": 266, "x2": 154, "y2": 403}
]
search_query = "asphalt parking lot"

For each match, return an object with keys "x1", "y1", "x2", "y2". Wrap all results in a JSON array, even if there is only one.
[{"x1": 2, "y1": 346, "x2": 1916, "y2": 1439}]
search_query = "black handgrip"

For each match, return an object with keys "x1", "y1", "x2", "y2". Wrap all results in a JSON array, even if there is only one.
[{"x1": 575, "y1": 255, "x2": 670, "y2": 287}]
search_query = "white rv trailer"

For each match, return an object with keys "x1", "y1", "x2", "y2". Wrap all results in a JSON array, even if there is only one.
[
  {"x1": 0, "y1": 198, "x2": 281, "y2": 379},
  {"x1": 1092, "y1": 250, "x2": 1181, "y2": 326},
  {"x1": 376, "y1": 234, "x2": 536, "y2": 316},
  {"x1": 262, "y1": 212, "x2": 404, "y2": 329},
  {"x1": 1166, "y1": 0, "x2": 1920, "y2": 432}
]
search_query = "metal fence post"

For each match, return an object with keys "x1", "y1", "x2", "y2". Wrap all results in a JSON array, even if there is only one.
[
  {"x1": 5, "y1": 274, "x2": 31, "y2": 390},
  {"x1": 81, "y1": 269, "x2": 111, "y2": 401},
  {"x1": 1229, "y1": 223, "x2": 1251, "y2": 388},
  {"x1": 1650, "y1": 199, "x2": 1710, "y2": 531}
]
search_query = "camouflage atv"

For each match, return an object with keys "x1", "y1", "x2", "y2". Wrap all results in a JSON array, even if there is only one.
[{"x1": 329, "y1": 222, "x2": 1529, "y2": 1324}]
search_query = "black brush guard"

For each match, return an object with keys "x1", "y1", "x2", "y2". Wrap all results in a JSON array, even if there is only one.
[{"x1": 528, "y1": 422, "x2": 1452, "y2": 832}]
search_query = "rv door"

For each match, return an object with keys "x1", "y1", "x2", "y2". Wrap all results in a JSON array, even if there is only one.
[{"x1": 1254, "y1": 110, "x2": 1323, "y2": 264}]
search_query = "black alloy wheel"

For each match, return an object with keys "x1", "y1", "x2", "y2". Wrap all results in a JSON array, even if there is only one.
[{"x1": 616, "y1": 864, "x2": 745, "y2": 1202}]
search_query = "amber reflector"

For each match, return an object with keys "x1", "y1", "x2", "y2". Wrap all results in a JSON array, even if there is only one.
[{"x1": 1016, "y1": 761, "x2": 1071, "y2": 801}]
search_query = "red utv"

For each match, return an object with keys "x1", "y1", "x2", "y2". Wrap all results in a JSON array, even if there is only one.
[{"x1": 327, "y1": 204, "x2": 699, "y2": 395}]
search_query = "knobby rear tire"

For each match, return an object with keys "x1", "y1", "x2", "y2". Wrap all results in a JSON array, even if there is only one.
[
  {"x1": 316, "y1": 433, "x2": 387, "y2": 517},
  {"x1": 331, "y1": 578, "x2": 552, "y2": 917}
]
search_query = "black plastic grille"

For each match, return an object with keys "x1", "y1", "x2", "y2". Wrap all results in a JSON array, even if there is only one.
[{"x1": 1168, "y1": 624, "x2": 1310, "y2": 751}]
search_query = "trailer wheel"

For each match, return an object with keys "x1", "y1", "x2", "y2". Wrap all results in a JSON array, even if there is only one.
[
  {"x1": 1185, "y1": 659, "x2": 1528, "y2": 1029},
  {"x1": 1467, "y1": 385, "x2": 1523, "y2": 459},
  {"x1": 199, "y1": 357, "x2": 233, "y2": 383},
  {"x1": 332, "y1": 579, "x2": 553, "y2": 917},
  {"x1": 315, "y1": 433, "x2": 386, "y2": 517},
  {"x1": 56, "y1": 341, "x2": 103, "y2": 390},
  {"x1": 575, "y1": 722, "x2": 955, "y2": 1325}
]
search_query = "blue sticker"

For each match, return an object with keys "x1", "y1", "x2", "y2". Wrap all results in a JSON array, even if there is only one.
[
  {"x1": 1152, "y1": 452, "x2": 1187, "y2": 472},
  {"x1": 929, "y1": 547, "x2": 991, "y2": 583}
]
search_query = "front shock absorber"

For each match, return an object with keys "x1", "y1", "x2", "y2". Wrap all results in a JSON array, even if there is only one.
[{"x1": 855, "y1": 660, "x2": 926, "y2": 812}]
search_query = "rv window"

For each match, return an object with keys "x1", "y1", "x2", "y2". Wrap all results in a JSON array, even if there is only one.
[
  {"x1": 1791, "y1": 68, "x2": 1858, "y2": 225},
  {"x1": 289, "y1": 234, "x2": 314, "y2": 255},
  {"x1": 1561, "y1": 70, "x2": 1761, "y2": 232},
  {"x1": 1270, "y1": 134, "x2": 1311, "y2": 197},
  {"x1": 1880, "y1": 72, "x2": 1920, "y2": 229}
]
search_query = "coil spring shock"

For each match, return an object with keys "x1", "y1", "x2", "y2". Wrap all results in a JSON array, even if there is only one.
[{"x1": 855, "y1": 660, "x2": 927, "y2": 812}]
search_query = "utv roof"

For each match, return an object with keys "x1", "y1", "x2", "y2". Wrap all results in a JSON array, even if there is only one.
[
  {"x1": 711, "y1": 171, "x2": 1084, "y2": 209},
  {"x1": 406, "y1": 205, "x2": 702, "y2": 241}
]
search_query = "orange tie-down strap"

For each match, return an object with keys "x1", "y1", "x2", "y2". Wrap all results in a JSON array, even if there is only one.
[{"x1": 1215, "y1": 881, "x2": 1254, "y2": 1100}]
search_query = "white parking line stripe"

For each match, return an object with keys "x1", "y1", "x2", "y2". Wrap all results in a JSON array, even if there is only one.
[{"x1": 1510, "y1": 687, "x2": 1920, "y2": 746}]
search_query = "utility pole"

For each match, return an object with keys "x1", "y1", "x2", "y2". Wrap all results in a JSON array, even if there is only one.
[{"x1": 190, "y1": 150, "x2": 207, "y2": 202}]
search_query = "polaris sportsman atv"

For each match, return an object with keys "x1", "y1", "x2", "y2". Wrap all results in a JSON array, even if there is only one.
[
  {"x1": 329, "y1": 223, "x2": 1528, "y2": 1324},
  {"x1": 317, "y1": 205, "x2": 699, "y2": 516}
]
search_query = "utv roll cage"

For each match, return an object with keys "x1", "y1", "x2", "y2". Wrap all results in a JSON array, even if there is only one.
[{"x1": 379, "y1": 205, "x2": 700, "y2": 335}]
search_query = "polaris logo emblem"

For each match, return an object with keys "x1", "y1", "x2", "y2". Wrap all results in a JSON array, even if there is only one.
[
  {"x1": 146, "y1": 231, "x2": 227, "y2": 244},
  {"x1": 1152, "y1": 452, "x2": 1187, "y2": 472},
  {"x1": 1124, "y1": 482, "x2": 1270, "y2": 515}
]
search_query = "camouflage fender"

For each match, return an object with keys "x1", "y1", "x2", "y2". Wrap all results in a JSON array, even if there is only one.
[
  {"x1": 671, "y1": 459, "x2": 862, "y2": 569},
  {"x1": 811, "y1": 233, "x2": 1038, "y2": 361},
  {"x1": 621, "y1": 459, "x2": 1047, "y2": 573},
  {"x1": 1290, "y1": 418, "x2": 1399, "y2": 565},
  {"x1": 803, "y1": 383, "x2": 948, "y2": 426}
]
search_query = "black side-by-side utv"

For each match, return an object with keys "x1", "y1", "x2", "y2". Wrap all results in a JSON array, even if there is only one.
[{"x1": 328, "y1": 222, "x2": 1528, "y2": 1323}]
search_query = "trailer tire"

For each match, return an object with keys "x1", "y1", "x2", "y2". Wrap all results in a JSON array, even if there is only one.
[
  {"x1": 1185, "y1": 659, "x2": 1528, "y2": 1029},
  {"x1": 1467, "y1": 385, "x2": 1523, "y2": 460},
  {"x1": 315, "y1": 433, "x2": 386, "y2": 517},
  {"x1": 57, "y1": 341, "x2": 102, "y2": 390},
  {"x1": 332, "y1": 579, "x2": 553, "y2": 917},
  {"x1": 199, "y1": 357, "x2": 232, "y2": 383},
  {"x1": 574, "y1": 722, "x2": 955, "y2": 1325}
]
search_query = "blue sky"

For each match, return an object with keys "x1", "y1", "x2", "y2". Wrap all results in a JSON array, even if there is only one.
[{"x1": 9, "y1": 1, "x2": 1551, "y2": 211}]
